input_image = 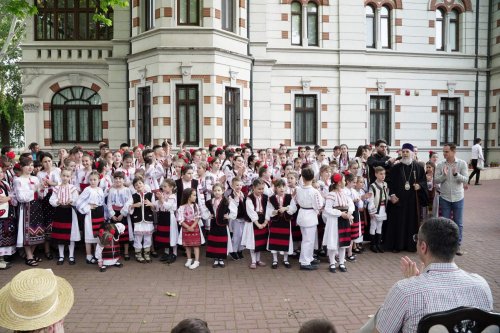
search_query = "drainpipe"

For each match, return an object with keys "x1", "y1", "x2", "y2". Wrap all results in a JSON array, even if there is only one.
[
  {"x1": 484, "y1": 0, "x2": 493, "y2": 162},
  {"x1": 125, "y1": 3, "x2": 132, "y2": 144},
  {"x1": 247, "y1": 0, "x2": 254, "y2": 147},
  {"x1": 473, "y1": 0, "x2": 480, "y2": 140}
]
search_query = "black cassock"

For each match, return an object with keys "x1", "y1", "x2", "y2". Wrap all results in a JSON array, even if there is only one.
[{"x1": 385, "y1": 161, "x2": 428, "y2": 252}]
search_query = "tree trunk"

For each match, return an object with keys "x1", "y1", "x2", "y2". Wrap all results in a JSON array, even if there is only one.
[{"x1": 0, "y1": 115, "x2": 11, "y2": 145}]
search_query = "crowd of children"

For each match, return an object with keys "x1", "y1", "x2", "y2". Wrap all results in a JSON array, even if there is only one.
[{"x1": 0, "y1": 141, "x2": 438, "y2": 272}]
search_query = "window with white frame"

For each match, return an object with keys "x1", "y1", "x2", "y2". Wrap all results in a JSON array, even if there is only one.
[
  {"x1": 435, "y1": 8, "x2": 460, "y2": 52},
  {"x1": 290, "y1": 1, "x2": 319, "y2": 47},
  {"x1": 295, "y1": 95, "x2": 317, "y2": 145},
  {"x1": 440, "y1": 98, "x2": 459, "y2": 145},
  {"x1": 369, "y1": 96, "x2": 391, "y2": 144},
  {"x1": 365, "y1": 4, "x2": 392, "y2": 49},
  {"x1": 221, "y1": 0, "x2": 235, "y2": 32},
  {"x1": 144, "y1": 0, "x2": 155, "y2": 31}
]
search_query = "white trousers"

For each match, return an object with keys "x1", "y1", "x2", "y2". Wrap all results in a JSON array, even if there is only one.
[
  {"x1": 370, "y1": 218, "x2": 384, "y2": 235},
  {"x1": 230, "y1": 218, "x2": 245, "y2": 252},
  {"x1": 134, "y1": 234, "x2": 152, "y2": 249},
  {"x1": 299, "y1": 226, "x2": 317, "y2": 265}
]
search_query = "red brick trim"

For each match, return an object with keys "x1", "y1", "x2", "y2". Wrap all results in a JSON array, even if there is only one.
[
  {"x1": 282, "y1": 13, "x2": 288, "y2": 21},
  {"x1": 395, "y1": 35, "x2": 402, "y2": 43},
  {"x1": 130, "y1": 79, "x2": 140, "y2": 88},
  {"x1": 432, "y1": 89, "x2": 469, "y2": 96},
  {"x1": 217, "y1": 118, "x2": 223, "y2": 126},
  {"x1": 431, "y1": 123, "x2": 437, "y2": 129},
  {"x1": 153, "y1": 97, "x2": 159, "y2": 105},
  {"x1": 44, "y1": 138, "x2": 52, "y2": 146},
  {"x1": 281, "y1": 0, "x2": 329, "y2": 5},
  {"x1": 102, "y1": 103, "x2": 108, "y2": 112},
  {"x1": 395, "y1": 122, "x2": 401, "y2": 129},
  {"x1": 492, "y1": 89, "x2": 500, "y2": 96},
  {"x1": 163, "y1": 117, "x2": 171, "y2": 126},
  {"x1": 282, "y1": 31, "x2": 288, "y2": 39},
  {"x1": 217, "y1": 139, "x2": 223, "y2": 146},
  {"x1": 240, "y1": 0, "x2": 246, "y2": 8},
  {"x1": 395, "y1": 140, "x2": 400, "y2": 146},
  {"x1": 215, "y1": 9, "x2": 221, "y2": 19},
  {"x1": 463, "y1": 140, "x2": 469, "y2": 146},
  {"x1": 164, "y1": 7, "x2": 173, "y2": 17},
  {"x1": 204, "y1": 139, "x2": 212, "y2": 147},
  {"x1": 155, "y1": 8, "x2": 160, "y2": 19},
  {"x1": 236, "y1": 79, "x2": 248, "y2": 88},
  {"x1": 395, "y1": 18, "x2": 402, "y2": 26},
  {"x1": 204, "y1": 117, "x2": 211, "y2": 125},
  {"x1": 284, "y1": 139, "x2": 291, "y2": 146},
  {"x1": 429, "y1": 36, "x2": 435, "y2": 45},
  {"x1": 284, "y1": 104, "x2": 291, "y2": 111},
  {"x1": 364, "y1": 0, "x2": 403, "y2": 10},
  {"x1": 203, "y1": 8, "x2": 211, "y2": 17},
  {"x1": 216, "y1": 75, "x2": 230, "y2": 84},
  {"x1": 431, "y1": 140, "x2": 437, "y2": 147},
  {"x1": 464, "y1": 106, "x2": 469, "y2": 113},
  {"x1": 49, "y1": 82, "x2": 60, "y2": 93},
  {"x1": 132, "y1": 0, "x2": 139, "y2": 7},
  {"x1": 321, "y1": 104, "x2": 328, "y2": 111},
  {"x1": 204, "y1": 96, "x2": 211, "y2": 104},
  {"x1": 91, "y1": 83, "x2": 101, "y2": 92},
  {"x1": 321, "y1": 122, "x2": 327, "y2": 129},
  {"x1": 130, "y1": 120, "x2": 135, "y2": 128},
  {"x1": 130, "y1": 100, "x2": 135, "y2": 108},
  {"x1": 146, "y1": 76, "x2": 158, "y2": 83},
  {"x1": 132, "y1": 17, "x2": 140, "y2": 27},
  {"x1": 429, "y1": 20, "x2": 435, "y2": 28},
  {"x1": 192, "y1": 75, "x2": 211, "y2": 83},
  {"x1": 44, "y1": 120, "x2": 51, "y2": 129},
  {"x1": 244, "y1": 119, "x2": 249, "y2": 127},
  {"x1": 153, "y1": 118, "x2": 159, "y2": 126},
  {"x1": 395, "y1": 105, "x2": 401, "y2": 112},
  {"x1": 239, "y1": 18, "x2": 246, "y2": 28},
  {"x1": 429, "y1": 0, "x2": 471, "y2": 13},
  {"x1": 464, "y1": 123, "x2": 469, "y2": 130},
  {"x1": 163, "y1": 96, "x2": 171, "y2": 104},
  {"x1": 284, "y1": 122, "x2": 291, "y2": 129},
  {"x1": 322, "y1": 32, "x2": 329, "y2": 40},
  {"x1": 322, "y1": 15, "x2": 329, "y2": 23},
  {"x1": 321, "y1": 140, "x2": 328, "y2": 147},
  {"x1": 432, "y1": 106, "x2": 438, "y2": 113},
  {"x1": 102, "y1": 121, "x2": 109, "y2": 129},
  {"x1": 162, "y1": 75, "x2": 182, "y2": 82},
  {"x1": 43, "y1": 103, "x2": 51, "y2": 111}
]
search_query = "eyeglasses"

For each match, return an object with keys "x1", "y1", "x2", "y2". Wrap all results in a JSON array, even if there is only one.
[{"x1": 412, "y1": 234, "x2": 418, "y2": 243}]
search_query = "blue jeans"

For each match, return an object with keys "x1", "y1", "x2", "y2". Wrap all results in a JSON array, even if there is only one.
[{"x1": 439, "y1": 197, "x2": 464, "y2": 244}]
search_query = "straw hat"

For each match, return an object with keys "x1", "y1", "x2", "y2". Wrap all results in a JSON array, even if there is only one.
[{"x1": 0, "y1": 268, "x2": 74, "y2": 331}]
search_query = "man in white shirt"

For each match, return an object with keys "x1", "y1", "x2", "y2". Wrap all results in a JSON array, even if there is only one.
[{"x1": 468, "y1": 138, "x2": 484, "y2": 185}]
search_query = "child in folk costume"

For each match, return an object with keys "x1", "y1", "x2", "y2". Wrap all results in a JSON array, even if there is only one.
[
  {"x1": 241, "y1": 178, "x2": 269, "y2": 269},
  {"x1": 293, "y1": 167, "x2": 324, "y2": 270},
  {"x1": 227, "y1": 177, "x2": 248, "y2": 260},
  {"x1": 14, "y1": 157, "x2": 45, "y2": 266},
  {"x1": 97, "y1": 162, "x2": 113, "y2": 196},
  {"x1": 258, "y1": 165, "x2": 274, "y2": 197},
  {"x1": 142, "y1": 151, "x2": 163, "y2": 193},
  {"x1": 266, "y1": 179, "x2": 297, "y2": 269},
  {"x1": 62, "y1": 158, "x2": 78, "y2": 187},
  {"x1": 116, "y1": 153, "x2": 136, "y2": 187},
  {"x1": 112, "y1": 150, "x2": 123, "y2": 173},
  {"x1": 155, "y1": 179, "x2": 179, "y2": 264},
  {"x1": 207, "y1": 157, "x2": 226, "y2": 190},
  {"x1": 76, "y1": 152, "x2": 94, "y2": 192},
  {"x1": 175, "y1": 165, "x2": 199, "y2": 208},
  {"x1": 0, "y1": 165, "x2": 17, "y2": 270},
  {"x1": 322, "y1": 173, "x2": 355, "y2": 273},
  {"x1": 343, "y1": 173, "x2": 362, "y2": 262},
  {"x1": 75, "y1": 171, "x2": 106, "y2": 265},
  {"x1": 286, "y1": 172, "x2": 302, "y2": 258},
  {"x1": 49, "y1": 169, "x2": 80, "y2": 266},
  {"x1": 424, "y1": 161, "x2": 438, "y2": 219},
  {"x1": 353, "y1": 176, "x2": 370, "y2": 253},
  {"x1": 205, "y1": 183, "x2": 237, "y2": 268},
  {"x1": 95, "y1": 222, "x2": 125, "y2": 272},
  {"x1": 107, "y1": 171, "x2": 134, "y2": 260},
  {"x1": 338, "y1": 144, "x2": 351, "y2": 172},
  {"x1": 367, "y1": 166, "x2": 389, "y2": 253},
  {"x1": 37, "y1": 152, "x2": 61, "y2": 260},
  {"x1": 177, "y1": 188, "x2": 205, "y2": 270},
  {"x1": 197, "y1": 161, "x2": 214, "y2": 230},
  {"x1": 129, "y1": 178, "x2": 155, "y2": 263}
]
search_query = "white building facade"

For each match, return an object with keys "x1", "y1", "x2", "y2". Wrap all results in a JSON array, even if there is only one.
[{"x1": 20, "y1": 0, "x2": 500, "y2": 162}]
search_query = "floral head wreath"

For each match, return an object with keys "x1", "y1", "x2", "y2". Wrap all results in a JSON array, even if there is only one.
[
  {"x1": 332, "y1": 173, "x2": 342, "y2": 184},
  {"x1": 189, "y1": 148, "x2": 196, "y2": 155},
  {"x1": 183, "y1": 158, "x2": 189, "y2": 164},
  {"x1": 5, "y1": 151, "x2": 15, "y2": 160},
  {"x1": 181, "y1": 166, "x2": 186, "y2": 172},
  {"x1": 240, "y1": 143, "x2": 246, "y2": 148},
  {"x1": 87, "y1": 151, "x2": 94, "y2": 157},
  {"x1": 14, "y1": 163, "x2": 21, "y2": 169},
  {"x1": 138, "y1": 144, "x2": 145, "y2": 150},
  {"x1": 343, "y1": 170, "x2": 350, "y2": 176},
  {"x1": 262, "y1": 165, "x2": 268, "y2": 169},
  {"x1": 216, "y1": 148, "x2": 223, "y2": 153},
  {"x1": 207, "y1": 157, "x2": 214, "y2": 164},
  {"x1": 95, "y1": 162, "x2": 100, "y2": 168}
]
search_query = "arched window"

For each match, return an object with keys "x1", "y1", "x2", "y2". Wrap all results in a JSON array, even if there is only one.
[
  {"x1": 52, "y1": 86, "x2": 103, "y2": 143},
  {"x1": 449, "y1": 9, "x2": 459, "y2": 51},
  {"x1": 365, "y1": 5, "x2": 376, "y2": 48},
  {"x1": 306, "y1": 2, "x2": 318, "y2": 46},
  {"x1": 35, "y1": 0, "x2": 112, "y2": 41},
  {"x1": 291, "y1": 1, "x2": 302, "y2": 45},
  {"x1": 380, "y1": 6, "x2": 391, "y2": 48},
  {"x1": 435, "y1": 8, "x2": 460, "y2": 52},
  {"x1": 435, "y1": 9, "x2": 445, "y2": 50}
]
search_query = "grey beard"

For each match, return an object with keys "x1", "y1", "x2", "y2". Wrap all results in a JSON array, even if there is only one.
[{"x1": 401, "y1": 157, "x2": 412, "y2": 165}]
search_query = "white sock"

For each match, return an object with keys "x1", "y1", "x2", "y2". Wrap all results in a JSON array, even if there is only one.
[
  {"x1": 272, "y1": 252, "x2": 278, "y2": 262},
  {"x1": 69, "y1": 242, "x2": 75, "y2": 258},
  {"x1": 339, "y1": 249, "x2": 346, "y2": 265},
  {"x1": 256, "y1": 251, "x2": 261, "y2": 262},
  {"x1": 250, "y1": 250, "x2": 257, "y2": 263},
  {"x1": 58, "y1": 245, "x2": 64, "y2": 258},
  {"x1": 284, "y1": 254, "x2": 289, "y2": 262},
  {"x1": 328, "y1": 249, "x2": 336, "y2": 265},
  {"x1": 86, "y1": 254, "x2": 93, "y2": 261}
]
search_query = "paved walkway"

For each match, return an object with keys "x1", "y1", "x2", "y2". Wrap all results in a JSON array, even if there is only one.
[{"x1": 1, "y1": 180, "x2": 499, "y2": 333}]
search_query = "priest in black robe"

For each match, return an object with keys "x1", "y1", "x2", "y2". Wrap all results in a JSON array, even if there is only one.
[{"x1": 385, "y1": 143, "x2": 428, "y2": 252}]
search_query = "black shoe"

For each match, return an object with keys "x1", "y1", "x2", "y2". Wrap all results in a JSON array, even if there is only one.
[
  {"x1": 271, "y1": 261, "x2": 278, "y2": 269},
  {"x1": 68, "y1": 257, "x2": 76, "y2": 265},
  {"x1": 56, "y1": 258, "x2": 64, "y2": 265},
  {"x1": 375, "y1": 234, "x2": 384, "y2": 253},
  {"x1": 237, "y1": 251, "x2": 244, "y2": 259},
  {"x1": 370, "y1": 244, "x2": 379, "y2": 253},
  {"x1": 45, "y1": 252, "x2": 54, "y2": 260},
  {"x1": 99, "y1": 266, "x2": 107, "y2": 272},
  {"x1": 339, "y1": 264, "x2": 347, "y2": 272},
  {"x1": 352, "y1": 248, "x2": 361, "y2": 254},
  {"x1": 318, "y1": 249, "x2": 327, "y2": 257},
  {"x1": 329, "y1": 264, "x2": 336, "y2": 273},
  {"x1": 160, "y1": 253, "x2": 170, "y2": 262},
  {"x1": 300, "y1": 264, "x2": 318, "y2": 271},
  {"x1": 86, "y1": 257, "x2": 97, "y2": 264},
  {"x1": 167, "y1": 254, "x2": 177, "y2": 264},
  {"x1": 218, "y1": 260, "x2": 225, "y2": 268},
  {"x1": 230, "y1": 252, "x2": 239, "y2": 260},
  {"x1": 124, "y1": 254, "x2": 131, "y2": 261},
  {"x1": 212, "y1": 260, "x2": 219, "y2": 268},
  {"x1": 475, "y1": 183, "x2": 482, "y2": 186},
  {"x1": 114, "y1": 262, "x2": 123, "y2": 268},
  {"x1": 283, "y1": 261, "x2": 291, "y2": 269},
  {"x1": 311, "y1": 259, "x2": 320, "y2": 265},
  {"x1": 392, "y1": 249, "x2": 400, "y2": 253},
  {"x1": 150, "y1": 251, "x2": 159, "y2": 258},
  {"x1": 346, "y1": 255, "x2": 356, "y2": 262}
]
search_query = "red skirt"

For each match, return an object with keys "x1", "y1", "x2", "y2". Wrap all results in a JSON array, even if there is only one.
[
  {"x1": 182, "y1": 221, "x2": 201, "y2": 247},
  {"x1": 155, "y1": 211, "x2": 172, "y2": 247},
  {"x1": 51, "y1": 205, "x2": 73, "y2": 245}
]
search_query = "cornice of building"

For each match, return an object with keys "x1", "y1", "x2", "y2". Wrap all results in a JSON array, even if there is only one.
[{"x1": 130, "y1": 27, "x2": 248, "y2": 44}]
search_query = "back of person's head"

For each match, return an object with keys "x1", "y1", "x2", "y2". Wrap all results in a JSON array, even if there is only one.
[
  {"x1": 419, "y1": 217, "x2": 459, "y2": 262},
  {"x1": 301, "y1": 167, "x2": 314, "y2": 181},
  {"x1": 298, "y1": 319, "x2": 337, "y2": 333},
  {"x1": 171, "y1": 318, "x2": 210, "y2": 333}
]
